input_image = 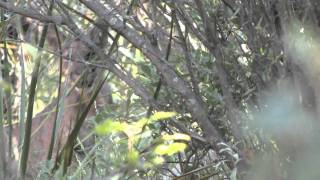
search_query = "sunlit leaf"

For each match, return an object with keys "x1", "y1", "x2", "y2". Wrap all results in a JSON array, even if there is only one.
[
  {"x1": 150, "y1": 111, "x2": 176, "y2": 121},
  {"x1": 21, "y1": 42, "x2": 38, "y2": 61},
  {"x1": 7, "y1": 47, "x2": 18, "y2": 64},
  {"x1": 134, "y1": 49, "x2": 145, "y2": 61},
  {"x1": 137, "y1": 117, "x2": 149, "y2": 126},
  {"x1": 95, "y1": 119, "x2": 125, "y2": 135},
  {"x1": 126, "y1": 150, "x2": 139, "y2": 165},
  {"x1": 123, "y1": 118, "x2": 148, "y2": 137},
  {"x1": 162, "y1": 133, "x2": 191, "y2": 141},
  {"x1": 119, "y1": 47, "x2": 135, "y2": 60},
  {"x1": 152, "y1": 156, "x2": 164, "y2": 165},
  {"x1": 154, "y1": 143, "x2": 187, "y2": 156},
  {"x1": 0, "y1": 42, "x2": 17, "y2": 49}
]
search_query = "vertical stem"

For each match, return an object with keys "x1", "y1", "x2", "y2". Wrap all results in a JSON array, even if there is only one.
[
  {"x1": 47, "y1": 24, "x2": 63, "y2": 160},
  {"x1": 0, "y1": 55, "x2": 6, "y2": 180},
  {"x1": 56, "y1": 72, "x2": 109, "y2": 174},
  {"x1": 18, "y1": 36, "x2": 26, "y2": 150},
  {"x1": 3, "y1": 41, "x2": 13, "y2": 159},
  {"x1": 19, "y1": 1, "x2": 54, "y2": 177},
  {"x1": 0, "y1": 5, "x2": 8, "y2": 179}
]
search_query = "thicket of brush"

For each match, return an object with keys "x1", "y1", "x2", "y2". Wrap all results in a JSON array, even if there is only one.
[{"x1": 2, "y1": 0, "x2": 320, "y2": 179}]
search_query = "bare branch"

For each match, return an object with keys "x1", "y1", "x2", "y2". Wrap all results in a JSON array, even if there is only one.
[
  {"x1": 0, "y1": 1, "x2": 67, "y2": 25},
  {"x1": 79, "y1": 0, "x2": 222, "y2": 143}
]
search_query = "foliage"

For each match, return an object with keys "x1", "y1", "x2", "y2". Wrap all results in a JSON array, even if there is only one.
[
  {"x1": 0, "y1": 0, "x2": 320, "y2": 179},
  {"x1": 91, "y1": 111, "x2": 189, "y2": 178}
]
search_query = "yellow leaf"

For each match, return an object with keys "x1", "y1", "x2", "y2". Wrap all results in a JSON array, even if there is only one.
[
  {"x1": 162, "y1": 133, "x2": 191, "y2": 141},
  {"x1": 95, "y1": 119, "x2": 125, "y2": 135},
  {"x1": 154, "y1": 143, "x2": 187, "y2": 156},
  {"x1": 150, "y1": 111, "x2": 176, "y2": 121}
]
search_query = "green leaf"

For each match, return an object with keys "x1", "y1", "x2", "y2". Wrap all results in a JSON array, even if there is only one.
[
  {"x1": 150, "y1": 111, "x2": 176, "y2": 121},
  {"x1": 152, "y1": 156, "x2": 164, "y2": 165},
  {"x1": 126, "y1": 150, "x2": 139, "y2": 166},
  {"x1": 139, "y1": 63, "x2": 152, "y2": 76},
  {"x1": 0, "y1": 80, "x2": 12, "y2": 94},
  {"x1": 95, "y1": 119, "x2": 125, "y2": 135},
  {"x1": 154, "y1": 142, "x2": 187, "y2": 156}
]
